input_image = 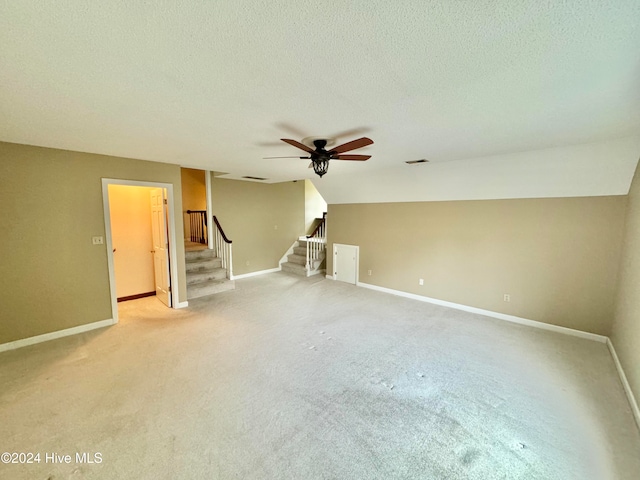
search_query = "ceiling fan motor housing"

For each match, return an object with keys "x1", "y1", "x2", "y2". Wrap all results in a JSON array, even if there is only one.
[{"x1": 313, "y1": 139, "x2": 328, "y2": 151}]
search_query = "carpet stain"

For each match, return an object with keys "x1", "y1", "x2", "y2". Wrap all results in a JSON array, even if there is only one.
[{"x1": 461, "y1": 448, "x2": 481, "y2": 465}]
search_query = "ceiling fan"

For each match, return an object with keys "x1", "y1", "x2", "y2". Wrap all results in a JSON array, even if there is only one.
[{"x1": 265, "y1": 137, "x2": 373, "y2": 177}]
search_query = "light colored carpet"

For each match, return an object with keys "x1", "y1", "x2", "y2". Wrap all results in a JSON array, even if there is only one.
[{"x1": 1, "y1": 273, "x2": 639, "y2": 479}]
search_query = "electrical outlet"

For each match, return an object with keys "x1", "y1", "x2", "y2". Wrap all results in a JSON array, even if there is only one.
[
  {"x1": 92, "y1": 236, "x2": 104, "y2": 245},
  {"x1": 367, "y1": 269, "x2": 372, "y2": 276},
  {"x1": 419, "y1": 278, "x2": 424, "y2": 286},
  {"x1": 504, "y1": 294, "x2": 510, "y2": 302},
  {"x1": 274, "y1": 225, "x2": 278, "y2": 230}
]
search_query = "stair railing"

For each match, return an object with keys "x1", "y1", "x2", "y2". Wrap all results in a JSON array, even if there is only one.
[
  {"x1": 305, "y1": 213, "x2": 326, "y2": 271},
  {"x1": 213, "y1": 216, "x2": 233, "y2": 279},
  {"x1": 186, "y1": 210, "x2": 207, "y2": 244}
]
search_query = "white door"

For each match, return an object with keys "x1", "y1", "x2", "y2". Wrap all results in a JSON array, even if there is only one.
[
  {"x1": 334, "y1": 244, "x2": 358, "y2": 284},
  {"x1": 150, "y1": 188, "x2": 172, "y2": 307}
]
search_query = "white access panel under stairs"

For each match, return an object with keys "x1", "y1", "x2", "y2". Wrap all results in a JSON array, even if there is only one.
[{"x1": 333, "y1": 244, "x2": 358, "y2": 284}]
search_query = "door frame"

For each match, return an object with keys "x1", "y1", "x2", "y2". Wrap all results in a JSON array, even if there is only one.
[
  {"x1": 332, "y1": 243, "x2": 359, "y2": 285},
  {"x1": 102, "y1": 178, "x2": 182, "y2": 323},
  {"x1": 205, "y1": 170, "x2": 214, "y2": 250}
]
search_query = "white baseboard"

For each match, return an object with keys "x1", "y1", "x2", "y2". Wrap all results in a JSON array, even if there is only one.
[
  {"x1": 0, "y1": 318, "x2": 116, "y2": 353},
  {"x1": 326, "y1": 274, "x2": 334, "y2": 280},
  {"x1": 606, "y1": 339, "x2": 640, "y2": 430},
  {"x1": 357, "y1": 282, "x2": 607, "y2": 343},
  {"x1": 340, "y1": 279, "x2": 638, "y2": 431},
  {"x1": 175, "y1": 301, "x2": 189, "y2": 309},
  {"x1": 232, "y1": 267, "x2": 281, "y2": 280}
]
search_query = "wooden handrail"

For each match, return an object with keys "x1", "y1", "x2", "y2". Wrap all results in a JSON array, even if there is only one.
[
  {"x1": 306, "y1": 215, "x2": 326, "y2": 239},
  {"x1": 213, "y1": 216, "x2": 232, "y2": 244},
  {"x1": 211, "y1": 215, "x2": 233, "y2": 278}
]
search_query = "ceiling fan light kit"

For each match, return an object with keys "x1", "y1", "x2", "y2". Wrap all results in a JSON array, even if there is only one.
[
  {"x1": 272, "y1": 136, "x2": 374, "y2": 178},
  {"x1": 312, "y1": 158, "x2": 330, "y2": 177}
]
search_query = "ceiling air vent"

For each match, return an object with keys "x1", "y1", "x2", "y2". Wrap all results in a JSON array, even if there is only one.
[
  {"x1": 242, "y1": 176, "x2": 268, "y2": 181},
  {"x1": 405, "y1": 159, "x2": 429, "y2": 165}
]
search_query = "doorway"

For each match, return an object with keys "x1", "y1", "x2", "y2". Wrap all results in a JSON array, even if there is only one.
[
  {"x1": 108, "y1": 184, "x2": 156, "y2": 302},
  {"x1": 102, "y1": 179, "x2": 181, "y2": 323},
  {"x1": 180, "y1": 167, "x2": 213, "y2": 250}
]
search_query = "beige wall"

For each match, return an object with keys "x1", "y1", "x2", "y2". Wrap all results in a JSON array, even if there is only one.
[
  {"x1": 181, "y1": 168, "x2": 206, "y2": 240},
  {"x1": 211, "y1": 177, "x2": 304, "y2": 276},
  {"x1": 305, "y1": 179, "x2": 327, "y2": 234},
  {"x1": 612, "y1": 163, "x2": 640, "y2": 408},
  {"x1": 108, "y1": 185, "x2": 155, "y2": 298},
  {"x1": 327, "y1": 196, "x2": 627, "y2": 335},
  {"x1": 0, "y1": 142, "x2": 187, "y2": 344}
]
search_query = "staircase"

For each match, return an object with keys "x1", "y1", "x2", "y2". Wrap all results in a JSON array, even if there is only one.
[
  {"x1": 281, "y1": 238, "x2": 326, "y2": 277},
  {"x1": 281, "y1": 213, "x2": 327, "y2": 277},
  {"x1": 185, "y1": 243, "x2": 235, "y2": 299}
]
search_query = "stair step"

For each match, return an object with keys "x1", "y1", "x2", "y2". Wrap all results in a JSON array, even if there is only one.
[
  {"x1": 293, "y1": 246, "x2": 307, "y2": 256},
  {"x1": 185, "y1": 246, "x2": 231, "y2": 298},
  {"x1": 293, "y1": 246, "x2": 326, "y2": 257},
  {"x1": 185, "y1": 248, "x2": 217, "y2": 261},
  {"x1": 187, "y1": 278, "x2": 235, "y2": 299},
  {"x1": 297, "y1": 238, "x2": 326, "y2": 247},
  {"x1": 281, "y1": 262, "x2": 308, "y2": 277},
  {"x1": 186, "y1": 267, "x2": 227, "y2": 285},
  {"x1": 186, "y1": 257, "x2": 222, "y2": 272},
  {"x1": 287, "y1": 253, "x2": 307, "y2": 266},
  {"x1": 185, "y1": 242, "x2": 208, "y2": 252}
]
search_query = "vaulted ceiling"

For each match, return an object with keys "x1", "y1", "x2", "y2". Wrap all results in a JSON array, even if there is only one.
[{"x1": 1, "y1": 1, "x2": 639, "y2": 203}]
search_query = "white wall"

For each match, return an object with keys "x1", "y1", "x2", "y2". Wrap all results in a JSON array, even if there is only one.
[{"x1": 305, "y1": 179, "x2": 327, "y2": 234}]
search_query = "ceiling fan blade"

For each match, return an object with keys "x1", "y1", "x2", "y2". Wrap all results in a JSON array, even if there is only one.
[
  {"x1": 281, "y1": 138, "x2": 316, "y2": 154},
  {"x1": 263, "y1": 156, "x2": 310, "y2": 159},
  {"x1": 333, "y1": 155, "x2": 371, "y2": 161},
  {"x1": 330, "y1": 137, "x2": 373, "y2": 154},
  {"x1": 329, "y1": 127, "x2": 372, "y2": 140},
  {"x1": 275, "y1": 122, "x2": 308, "y2": 138}
]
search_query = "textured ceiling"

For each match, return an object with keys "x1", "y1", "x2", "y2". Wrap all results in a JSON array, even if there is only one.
[{"x1": 1, "y1": 1, "x2": 639, "y2": 202}]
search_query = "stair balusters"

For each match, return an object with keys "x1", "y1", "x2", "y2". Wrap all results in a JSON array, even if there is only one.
[
  {"x1": 305, "y1": 214, "x2": 326, "y2": 271},
  {"x1": 187, "y1": 210, "x2": 207, "y2": 244},
  {"x1": 213, "y1": 216, "x2": 233, "y2": 279}
]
